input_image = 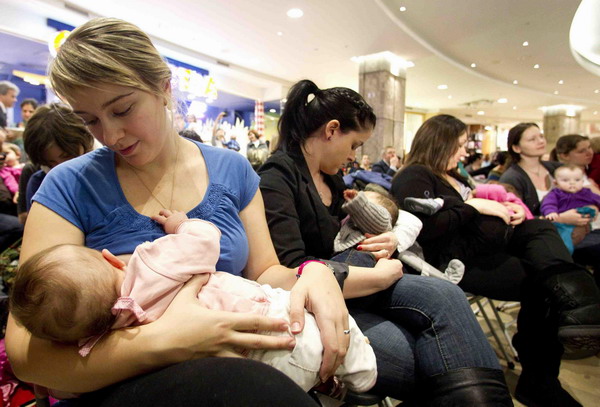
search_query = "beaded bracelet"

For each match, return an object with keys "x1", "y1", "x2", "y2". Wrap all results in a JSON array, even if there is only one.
[{"x1": 296, "y1": 260, "x2": 326, "y2": 278}]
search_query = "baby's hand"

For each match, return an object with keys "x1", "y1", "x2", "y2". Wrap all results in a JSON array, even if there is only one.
[
  {"x1": 545, "y1": 212, "x2": 559, "y2": 222},
  {"x1": 343, "y1": 189, "x2": 358, "y2": 201},
  {"x1": 152, "y1": 209, "x2": 189, "y2": 234}
]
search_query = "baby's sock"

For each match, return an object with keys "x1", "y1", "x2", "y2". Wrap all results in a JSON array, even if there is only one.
[
  {"x1": 398, "y1": 251, "x2": 464, "y2": 284},
  {"x1": 403, "y1": 197, "x2": 444, "y2": 215}
]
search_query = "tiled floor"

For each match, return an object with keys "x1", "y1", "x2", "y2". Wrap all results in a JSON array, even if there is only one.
[
  {"x1": 364, "y1": 301, "x2": 600, "y2": 407},
  {"x1": 485, "y1": 302, "x2": 600, "y2": 407}
]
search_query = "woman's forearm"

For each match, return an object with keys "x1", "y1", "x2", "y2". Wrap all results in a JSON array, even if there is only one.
[
  {"x1": 255, "y1": 264, "x2": 298, "y2": 290},
  {"x1": 5, "y1": 315, "x2": 176, "y2": 392},
  {"x1": 342, "y1": 266, "x2": 391, "y2": 299}
]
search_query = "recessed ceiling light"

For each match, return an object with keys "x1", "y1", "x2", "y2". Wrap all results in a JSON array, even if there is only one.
[
  {"x1": 554, "y1": 90, "x2": 559, "y2": 94},
  {"x1": 558, "y1": 80, "x2": 564, "y2": 85},
  {"x1": 513, "y1": 80, "x2": 519, "y2": 85},
  {"x1": 522, "y1": 41, "x2": 529, "y2": 47},
  {"x1": 437, "y1": 84, "x2": 448, "y2": 90},
  {"x1": 269, "y1": 108, "x2": 276, "y2": 113},
  {"x1": 595, "y1": 89, "x2": 600, "y2": 94},
  {"x1": 513, "y1": 106, "x2": 517, "y2": 110},
  {"x1": 594, "y1": 111, "x2": 598, "y2": 115},
  {"x1": 477, "y1": 111, "x2": 485, "y2": 115},
  {"x1": 448, "y1": 95, "x2": 453, "y2": 99},
  {"x1": 399, "y1": 6, "x2": 407, "y2": 11},
  {"x1": 287, "y1": 8, "x2": 303, "y2": 18},
  {"x1": 497, "y1": 98, "x2": 508, "y2": 103},
  {"x1": 277, "y1": 31, "x2": 283, "y2": 36},
  {"x1": 470, "y1": 63, "x2": 477, "y2": 68},
  {"x1": 533, "y1": 64, "x2": 540, "y2": 69}
]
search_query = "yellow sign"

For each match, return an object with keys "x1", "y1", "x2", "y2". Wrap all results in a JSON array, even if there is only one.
[{"x1": 48, "y1": 30, "x2": 71, "y2": 57}]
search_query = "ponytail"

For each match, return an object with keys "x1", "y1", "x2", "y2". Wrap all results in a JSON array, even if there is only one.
[{"x1": 276, "y1": 79, "x2": 376, "y2": 152}]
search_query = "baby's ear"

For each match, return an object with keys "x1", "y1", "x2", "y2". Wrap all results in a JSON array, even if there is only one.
[{"x1": 102, "y1": 249, "x2": 126, "y2": 270}]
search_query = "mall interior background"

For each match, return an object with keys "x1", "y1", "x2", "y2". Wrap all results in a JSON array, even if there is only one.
[{"x1": 1, "y1": 0, "x2": 600, "y2": 160}]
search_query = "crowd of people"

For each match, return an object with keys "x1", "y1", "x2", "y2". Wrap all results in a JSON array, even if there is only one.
[{"x1": 1, "y1": 16, "x2": 600, "y2": 407}]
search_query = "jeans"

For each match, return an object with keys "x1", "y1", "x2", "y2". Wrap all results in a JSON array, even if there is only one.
[{"x1": 334, "y1": 249, "x2": 500, "y2": 400}]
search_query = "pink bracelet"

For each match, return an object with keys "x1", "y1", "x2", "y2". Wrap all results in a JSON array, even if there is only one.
[{"x1": 296, "y1": 260, "x2": 326, "y2": 278}]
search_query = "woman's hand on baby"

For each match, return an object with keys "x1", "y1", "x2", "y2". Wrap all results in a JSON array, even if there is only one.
[
  {"x1": 152, "y1": 275, "x2": 294, "y2": 361},
  {"x1": 289, "y1": 262, "x2": 349, "y2": 383},
  {"x1": 359, "y1": 232, "x2": 398, "y2": 259},
  {"x1": 465, "y1": 198, "x2": 511, "y2": 224},
  {"x1": 503, "y1": 202, "x2": 526, "y2": 226},
  {"x1": 151, "y1": 209, "x2": 188, "y2": 234},
  {"x1": 556, "y1": 209, "x2": 592, "y2": 226},
  {"x1": 343, "y1": 189, "x2": 358, "y2": 201}
]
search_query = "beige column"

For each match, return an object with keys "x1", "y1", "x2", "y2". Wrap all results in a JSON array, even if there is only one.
[
  {"x1": 543, "y1": 106, "x2": 582, "y2": 149},
  {"x1": 357, "y1": 52, "x2": 406, "y2": 163}
]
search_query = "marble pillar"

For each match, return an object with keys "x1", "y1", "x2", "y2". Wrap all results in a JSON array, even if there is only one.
[
  {"x1": 358, "y1": 53, "x2": 406, "y2": 164},
  {"x1": 543, "y1": 107, "x2": 581, "y2": 149}
]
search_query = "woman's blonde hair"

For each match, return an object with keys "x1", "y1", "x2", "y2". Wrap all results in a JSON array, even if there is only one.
[{"x1": 49, "y1": 17, "x2": 172, "y2": 106}]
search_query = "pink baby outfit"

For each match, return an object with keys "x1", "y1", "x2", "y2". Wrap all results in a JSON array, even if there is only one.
[
  {"x1": 80, "y1": 219, "x2": 377, "y2": 393},
  {"x1": 475, "y1": 184, "x2": 534, "y2": 220}
]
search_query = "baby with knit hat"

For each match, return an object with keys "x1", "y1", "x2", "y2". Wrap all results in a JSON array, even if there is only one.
[{"x1": 334, "y1": 190, "x2": 464, "y2": 283}]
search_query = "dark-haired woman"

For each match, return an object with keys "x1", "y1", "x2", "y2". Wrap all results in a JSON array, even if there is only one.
[
  {"x1": 392, "y1": 114, "x2": 600, "y2": 407},
  {"x1": 259, "y1": 80, "x2": 512, "y2": 406},
  {"x1": 501, "y1": 128, "x2": 600, "y2": 288}
]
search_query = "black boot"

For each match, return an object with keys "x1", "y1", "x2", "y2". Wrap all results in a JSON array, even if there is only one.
[
  {"x1": 514, "y1": 372, "x2": 582, "y2": 407},
  {"x1": 541, "y1": 264, "x2": 600, "y2": 350},
  {"x1": 419, "y1": 368, "x2": 513, "y2": 406}
]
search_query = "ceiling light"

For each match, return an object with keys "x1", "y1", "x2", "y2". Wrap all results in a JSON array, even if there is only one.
[
  {"x1": 485, "y1": 125, "x2": 493, "y2": 130},
  {"x1": 594, "y1": 111, "x2": 598, "y2": 115},
  {"x1": 470, "y1": 63, "x2": 477, "y2": 68},
  {"x1": 558, "y1": 80, "x2": 564, "y2": 85},
  {"x1": 277, "y1": 31, "x2": 283, "y2": 36},
  {"x1": 269, "y1": 108, "x2": 276, "y2": 113},
  {"x1": 522, "y1": 41, "x2": 529, "y2": 47},
  {"x1": 595, "y1": 89, "x2": 600, "y2": 94},
  {"x1": 477, "y1": 111, "x2": 485, "y2": 115},
  {"x1": 287, "y1": 8, "x2": 303, "y2": 18},
  {"x1": 533, "y1": 64, "x2": 540, "y2": 69},
  {"x1": 513, "y1": 80, "x2": 519, "y2": 85},
  {"x1": 448, "y1": 95, "x2": 453, "y2": 99},
  {"x1": 554, "y1": 90, "x2": 559, "y2": 94},
  {"x1": 399, "y1": 6, "x2": 407, "y2": 11},
  {"x1": 437, "y1": 84, "x2": 448, "y2": 90},
  {"x1": 497, "y1": 98, "x2": 508, "y2": 103},
  {"x1": 513, "y1": 106, "x2": 517, "y2": 110}
]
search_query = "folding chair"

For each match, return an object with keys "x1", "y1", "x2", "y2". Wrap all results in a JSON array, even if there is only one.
[{"x1": 468, "y1": 295, "x2": 518, "y2": 369}]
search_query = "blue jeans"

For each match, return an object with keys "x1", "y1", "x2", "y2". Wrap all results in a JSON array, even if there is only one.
[{"x1": 333, "y1": 250, "x2": 500, "y2": 399}]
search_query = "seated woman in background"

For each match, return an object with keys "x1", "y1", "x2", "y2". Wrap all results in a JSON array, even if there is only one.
[
  {"x1": 392, "y1": 115, "x2": 600, "y2": 407},
  {"x1": 258, "y1": 80, "x2": 512, "y2": 406},
  {"x1": 18, "y1": 104, "x2": 95, "y2": 224},
  {"x1": 501, "y1": 130, "x2": 600, "y2": 288}
]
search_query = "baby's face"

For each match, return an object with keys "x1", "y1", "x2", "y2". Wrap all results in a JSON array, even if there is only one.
[{"x1": 555, "y1": 168, "x2": 585, "y2": 193}]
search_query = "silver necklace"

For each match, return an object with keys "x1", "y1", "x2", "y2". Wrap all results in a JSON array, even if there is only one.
[{"x1": 128, "y1": 140, "x2": 180, "y2": 210}]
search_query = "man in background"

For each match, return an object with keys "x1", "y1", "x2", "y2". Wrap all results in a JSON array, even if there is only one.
[
  {"x1": 372, "y1": 146, "x2": 400, "y2": 176},
  {"x1": 0, "y1": 81, "x2": 19, "y2": 129}
]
